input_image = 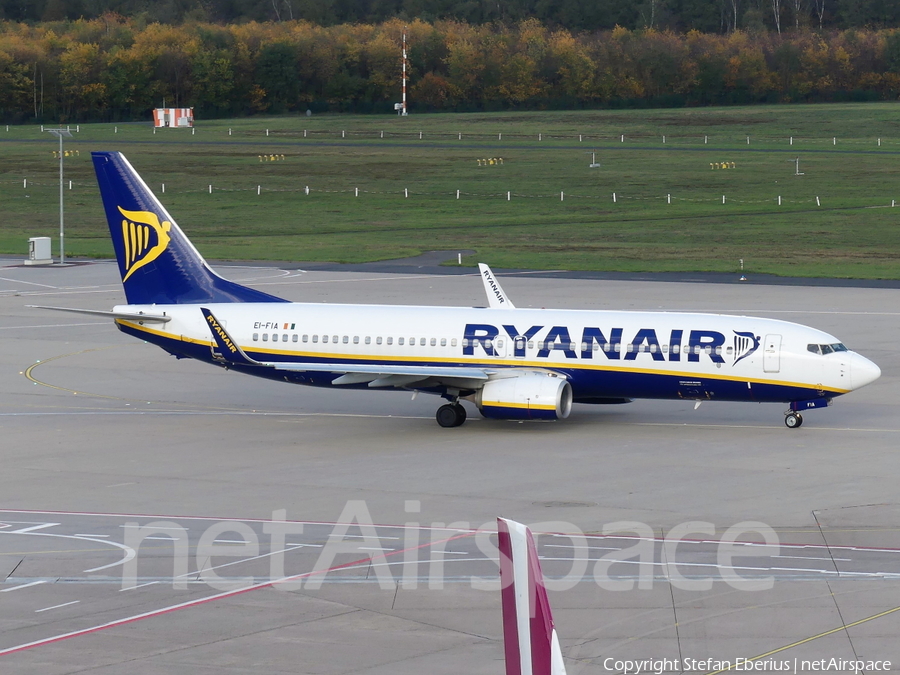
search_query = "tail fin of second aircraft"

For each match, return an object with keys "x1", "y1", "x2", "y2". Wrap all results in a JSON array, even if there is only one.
[
  {"x1": 498, "y1": 518, "x2": 567, "y2": 675},
  {"x1": 92, "y1": 152, "x2": 287, "y2": 305}
]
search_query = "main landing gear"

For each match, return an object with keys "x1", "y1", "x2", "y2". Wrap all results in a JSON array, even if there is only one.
[
  {"x1": 436, "y1": 403, "x2": 467, "y2": 428},
  {"x1": 784, "y1": 411, "x2": 803, "y2": 429}
]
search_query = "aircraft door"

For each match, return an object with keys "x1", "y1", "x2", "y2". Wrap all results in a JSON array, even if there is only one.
[
  {"x1": 513, "y1": 335, "x2": 527, "y2": 359},
  {"x1": 493, "y1": 335, "x2": 508, "y2": 358},
  {"x1": 763, "y1": 334, "x2": 782, "y2": 373}
]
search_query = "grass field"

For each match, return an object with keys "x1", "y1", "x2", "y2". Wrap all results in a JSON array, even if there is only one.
[{"x1": 2, "y1": 103, "x2": 900, "y2": 277}]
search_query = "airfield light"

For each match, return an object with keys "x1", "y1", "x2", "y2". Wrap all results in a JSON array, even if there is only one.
[{"x1": 46, "y1": 128, "x2": 73, "y2": 265}]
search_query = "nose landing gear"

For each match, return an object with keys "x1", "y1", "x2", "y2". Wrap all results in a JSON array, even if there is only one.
[
  {"x1": 784, "y1": 411, "x2": 803, "y2": 429},
  {"x1": 436, "y1": 403, "x2": 467, "y2": 428}
]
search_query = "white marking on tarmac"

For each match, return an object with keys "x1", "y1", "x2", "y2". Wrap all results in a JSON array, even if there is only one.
[
  {"x1": 0, "y1": 277, "x2": 58, "y2": 288},
  {"x1": 74, "y1": 534, "x2": 109, "y2": 538},
  {"x1": 35, "y1": 601, "x2": 79, "y2": 613},
  {"x1": 0, "y1": 322, "x2": 107, "y2": 331},
  {"x1": 10, "y1": 523, "x2": 59, "y2": 534},
  {"x1": 1, "y1": 581, "x2": 47, "y2": 593},
  {"x1": 358, "y1": 547, "x2": 395, "y2": 551},
  {"x1": 773, "y1": 555, "x2": 851, "y2": 562},
  {"x1": 119, "y1": 581, "x2": 158, "y2": 592},
  {"x1": 213, "y1": 539, "x2": 251, "y2": 544}
]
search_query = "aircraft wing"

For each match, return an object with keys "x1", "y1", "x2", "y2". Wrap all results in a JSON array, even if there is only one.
[{"x1": 201, "y1": 307, "x2": 490, "y2": 388}]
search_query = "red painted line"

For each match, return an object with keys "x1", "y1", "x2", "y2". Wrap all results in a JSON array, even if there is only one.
[{"x1": 0, "y1": 531, "x2": 475, "y2": 657}]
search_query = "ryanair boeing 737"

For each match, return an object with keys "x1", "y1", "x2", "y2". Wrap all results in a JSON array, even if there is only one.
[{"x1": 34, "y1": 152, "x2": 880, "y2": 428}]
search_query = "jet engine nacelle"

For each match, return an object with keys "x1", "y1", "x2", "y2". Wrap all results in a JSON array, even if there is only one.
[{"x1": 475, "y1": 371, "x2": 573, "y2": 421}]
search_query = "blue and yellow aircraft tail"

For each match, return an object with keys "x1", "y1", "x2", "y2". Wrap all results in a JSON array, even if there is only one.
[{"x1": 92, "y1": 151, "x2": 287, "y2": 305}]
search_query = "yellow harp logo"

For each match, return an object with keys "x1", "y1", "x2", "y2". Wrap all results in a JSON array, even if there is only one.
[{"x1": 118, "y1": 207, "x2": 171, "y2": 282}]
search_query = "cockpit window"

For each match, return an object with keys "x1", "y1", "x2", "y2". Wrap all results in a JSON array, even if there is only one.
[{"x1": 808, "y1": 342, "x2": 848, "y2": 355}]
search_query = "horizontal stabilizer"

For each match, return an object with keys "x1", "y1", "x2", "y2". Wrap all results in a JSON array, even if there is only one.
[
  {"x1": 498, "y1": 518, "x2": 567, "y2": 675},
  {"x1": 28, "y1": 305, "x2": 171, "y2": 323}
]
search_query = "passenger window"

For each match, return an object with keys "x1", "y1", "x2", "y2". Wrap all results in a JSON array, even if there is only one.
[
  {"x1": 662, "y1": 344, "x2": 668, "y2": 353},
  {"x1": 322, "y1": 335, "x2": 329, "y2": 344},
  {"x1": 496, "y1": 339, "x2": 503, "y2": 349},
  {"x1": 312, "y1": 335, "x2": 318, "y2": 343},
  {"x1": 292, "y1": 334, "x2": 298, "y2": 343},
  {"x1": 420, "y1": 337, "x2": 426, "y2": 346},
  {"x1": 672, "y1": 344, "x2": 680, "y2": 354},
  {"x1": 253, "y1": 333, "x2": 259, "y2": 341},
  {"x1": 714, "y1": 346, "x2": 722, "y2": 355},
  {"x1": 461, "y1": 339, "x2": 468, "y2": 348},
  {"x1": 593, "y1": 342, "x2": 600, "y2": 351},
  {"x1": 484, "y1": 339, "x2": 493, "y2": 350},
  {"x1": 440, "y1": 338, "x2": 446, "y2": 347},
  {"x1": 704, "y1": 346, "x2": 712, "y2": 354},
  {"x1": 527, "y1": 341, "x2": 533, "y2": 349},
  {"x1": 282, "y1": 334, "x2": 288, "y2": 342},
  {"x1": 614, "y1": 343, "x2": 621, "y2": 352},
  {"x1": 353, "y1": 336, "x2": 359, "y2": 344},
  {"x1": 365, "y1": 336, "x2": 371, "y2": 344},
  {"x1": 452, "y1": 338, "x2": 458, "y2": 347},
  {"x1": 627, "y1": 344, "x2": 635, "y2": 353},
  {"x1": 376, "y1": 337, "x2": 383, "y2": 345},
  {"x1": 650, "y1": 344, "x2": 658, "y2": 353},
  {"x1": 343, "y1": 336, "x2": 349, "y2": 344},
  {"x1": 398, "y1": 337, "x2": 405, "y2": 345},
  {"x1": 387, "y1": 337, "x2": 393, "y2": 345},
  {"x1": 333, "y1": 335, "x2": 338, "y2": 343},
  {"x1": 262, "y1": 334, "x2": 269, "y2": 342},
  {"x1": 430, "y1": 338, "x2": 436, "y2": 347},
  {"x1": 725, "y1": 346, "x2": 732, "y2": 354},
  {"x1": 302, "y1": 335, "x2": 308, "y2": 343},
  {"x1": 602, "y1": 343, "x2": 610, "y2": 352}
]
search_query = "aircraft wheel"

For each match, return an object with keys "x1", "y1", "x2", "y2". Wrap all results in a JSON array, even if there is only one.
[
  {"x1": 452, "y1": 403, "x2": 467, "y2": 426},
  {"x1": 437, "y1": 404, "x2": 460, "y2": 428},
  {"x1": 784, "y1": 413, "x2": 803, "y2": 429}
]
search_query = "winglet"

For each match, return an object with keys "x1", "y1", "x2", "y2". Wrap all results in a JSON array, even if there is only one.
[
  {"x1": 498, "y1": 518, "x2": 567, "y2": 675},
  {"x1": 479, "y1": 264, "x2": 516, "y2": 309},
  {"x1": 200, "y1": 307, "x2": 262, "y2": 367}
]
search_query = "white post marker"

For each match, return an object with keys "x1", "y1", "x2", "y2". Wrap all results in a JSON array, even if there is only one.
[
  {"x1": 499, "y1": 133, "x2": 502, "y2": 141},
  {"x1": 419, "y1": 131, "x2": 423, "y2": 140},
  {"x1": 778, "y1": 195, "x2": 782, "y2": 205},
  {"x1": 229, "y1": 128, "x2": 232, "y2": 135},
  {"x1": 69, "y1": 180, "x2": 72, "y2": 190},
  {"x1": 404, "y1": 188, "x2": 408, "y2": 198},
  {"x1": 115, "y1": 126, "x2": 117, "y2": 133},
  {"x1": 192, "y1": 127, "x2": 195, "y2": 135},
  {"x1": 456, "y1": 189, "x2": 460, "y2": 199},
  {"x1": 667, "y1": 193, "x2": 671, "y2": 204},
  {"x1": 266, "y1": 129, "x2": 269, "y2": 136},
  {"x1": 790, "y1": 136, "x2": 793, "y2": 145},
  {"x1": 162, "y1": 183, "x2": 165, "y2": 193},
  {"x1": 208, "y1": 184, "x2": 212, "y2": 194},
  {"x1": 342, "y1": 130, "x2": 345, "y2": 138},
  {"x1": 355, "y1": 188, "x2": 359, "y2": 197},
  {"x1": 878, "y1": 138, "x2": 881, "y2": 147},
  {"x1": 560, "y1": 191, "x2": 564, "y2": 201},
  {"x1": 459, "y1": 132, "x2": 462, "y2": 140},
  {"x1": 23, "y1": 178, "x2": 26, "y2": 188},
  {"x1": 663, "y1": 135, "x2": 666, "y2": 144},
  {"x1": 539, "y1": 133, "x2": 542, "y2": 141},
  {"x1": 746, "y1": 135, "x2": 750, "y2": 144},
  {"x1": 621, "y1": 134, "x2": 624, "y2": 142},
  {"x1": 305, "y1": 186, "x2": 309, "y2": 195},
  {"x1": 507, "y1": 191, "x2": 511, "y2": 201},
  {"x1": 458, "y1": 253, "x2": 462, "y2": 264},
  {"x1": 579, "y1": 134, "x2": 582, "y2": 142},
  {"x1": 705, "y1": 135, "x2": 708, "y2": 143},
  {"x1": 723, "y1": 195, "x2": 726, "y2": 204},
  {"x1": 816, "y1": 196, "x2": 820, "y2": 206},
  {"x1": 613, "y1": 192, "x2": 617, "y2": 203},
  {"x1": 257, "y1": 185, "x2": 261, "y2": 195},
  {"x1": 304, "y1": 129, "x2": 307, "y2": 138},
  {"x1": 833, "y1": 137, "x2": 836, "y2": 145}
]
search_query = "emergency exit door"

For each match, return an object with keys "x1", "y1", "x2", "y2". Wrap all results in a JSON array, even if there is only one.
[{"x1": 763, "y1": 334, "x2": 781, "y2": 373}]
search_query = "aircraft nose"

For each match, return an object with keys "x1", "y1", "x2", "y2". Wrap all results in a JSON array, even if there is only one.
[{"x1": 850, "y1": 352, "x2": 881, "y2": 390}]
